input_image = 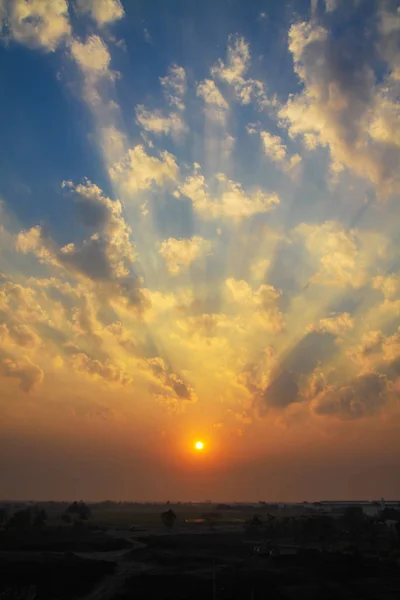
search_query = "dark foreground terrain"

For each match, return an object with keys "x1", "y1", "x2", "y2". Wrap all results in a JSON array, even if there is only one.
[
  {"x1": 0, "y1": 552, "x2": 115, "y2": 599},
  {"x1": 1, "y1": 502, "x2": 399, "y2": 599},
  {"x1": 113, "y1": 532, "x2": 400, "y2": 600}
]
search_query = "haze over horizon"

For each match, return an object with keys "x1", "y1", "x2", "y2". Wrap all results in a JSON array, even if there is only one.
[{"x1": 0, "y1": 0, "x2": 399, "y2": 502}]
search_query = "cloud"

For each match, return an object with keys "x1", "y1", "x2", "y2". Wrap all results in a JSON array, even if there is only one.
[
  {"x1": 109, "y1": 145, "x2": 179, "y2": 195},
  {"x1": 325, "y1": 0, "x2": 338, "y2": 12},
  {"x1": 75, "y1": 0, "x2": 124, "y2": 26},
  {"x1": 225, "y1": 278, "x2": 284, "y2": 332},
  {"x1": 263, "y1": 369, "x2": 300, "y2": 410},
  {"x1": 197, "y1": 79, "x2": 228, "y2": 108},
  {"x1": 0, "y1": 278, "x2": 48, "y2": 324},
  {"x1": 59, "y1": 179, "x2": 135, "y2": 280},
  {"x1": 99, "y1": 125, "x2": 126, "y2": 162},
  {"x1": 348, "y1": 328, "x2": 400, "y2": 375},
  {"x1": 250, "y1": 258, "x2": 270, "y2": 281},
  {"x1": 256, "y1": 331, "x2": 338, "y2": 411},
  {"x1": 70, "y1": 352, "x2": 131, "y2": 385},
  {"x1": 239, "y1": 347, "x2": 277, "y2": 397},
  {"x1": 279, "y1": 16, "x2": 400, "y2": 197},
  {"x1": 159, "y1": 236, "x2": 213, "y2": 275},
  {"x1": 211, "y1": 35, "x2": 269, "y2": 107},
  {"x1": 383, "y1": 329, "x2": 400, "y2": 365},
  {"x1": 160, "y1": 64, "x2": 187, "y2": 111},
  {"x1": 0, "y1": 354, "x2": 43, "y2": 392},
  {"x1": 178, "y1": 171, "x2": 279, "y2": 220},
  {"x1": 180, "y1": 313, "x2": 231, "y2": 338},
  {"x1": 16, "y1": 180, "x2": 148, "y2": 311},
  {"x1": 106, "y1": 321, "x2": 137, "y2": 355},
  {"x1": 5, "y1": 0, "x2": 71, "y2": 51},
  {"x1": 295, "y1": 221, "x2": 368, "y2": 288},
  {"x1": 372, "y1": 274, "x2": 400, "y2": 301},
  {"x1": 309, "y1": 312, "x2": 354, "y2": 337},
  {"x1": 145, "y1": 356, "x2": 197, "y2": 411},
  {"x1": 313, "y1": 372, "x2": 390, "y2": 419},
  {"x1": 69, "y1": 35, "x2": 114, "y2": 106},
  {"x1": 0, "y1": 323, "x2": 41, "y2": 349},
  {"x1": 0, "y1": 1, "x2": 6, "y2": 29},
  {"x1": 15, "y1": 225, "x2": 57, "y2": 266},
  {"x1": 70, "y1": 34, "x2": 111, "y2": 73},
  {"x1": 378, "y1": 6, "x2": 400, "y2": 80},
  {"x1": 247, "y1": 125, "x2": 302, "y2": 172},
  {"x1": 260, "y1": 131, "x2": 287, "y2": 162},
  {"x1": 135, "y1": 105, "x2": 186, "y2": 137}
]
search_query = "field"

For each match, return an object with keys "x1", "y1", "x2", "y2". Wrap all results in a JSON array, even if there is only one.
[{"x1": 87, "y1": 503, "x2": 248, "y2": 528}]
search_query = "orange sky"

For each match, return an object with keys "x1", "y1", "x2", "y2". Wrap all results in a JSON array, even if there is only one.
[{"x1": 0, "y1": 0, "x2": 400, "y2": 501}]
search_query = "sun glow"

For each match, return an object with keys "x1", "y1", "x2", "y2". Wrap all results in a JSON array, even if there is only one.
[{"x1": 195, "y1": 441, "x2": 204, "y2": 451}]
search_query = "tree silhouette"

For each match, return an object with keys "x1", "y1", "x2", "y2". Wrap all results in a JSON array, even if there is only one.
[
  {"x1": 342, "y1": 506, "x2": 365, "y2": 544},
  {"x1": 6, "y1": 508, "x2": 31, "y2": 530},
  {"x1": 246, "y1": 514, "x2": 263, "y2": 534},
  {"x1": 61, "y1": 514, "x2": 72, "y2": 524},
  {"x1": 161, "y1": 509, "x2": 177, "y2": 530},
  {"x1": 67, "y1": 501, "x2": 91, "y2": 520},
  {"x1": 33, "y1": 508, "x2": 47, "y2": 529}
]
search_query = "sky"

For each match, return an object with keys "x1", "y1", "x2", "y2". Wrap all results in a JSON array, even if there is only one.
[{"x1": 0, "y1": 0, "x2": 399, "y2": 502}]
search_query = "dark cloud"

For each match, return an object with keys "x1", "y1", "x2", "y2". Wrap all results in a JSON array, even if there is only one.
[
  {"x1": 314, "y1": 372, "x2": 388, "y2": 419},
  {"x1": 256, "y1": 332, "x2": 338, "y2": 411},
  {"x1": 72, "y1": 195, "x2": 111, "y2": 228},
  {"x1": 16, "y1": 180, "x2": 149, "y2": 312},
  {"x1": 0, "y1": 350, "x2": 43, "y2": 392},
  {"x1": 263, "y1": 369, "x2": 299, "y2": 408},
  {"x1": 147, "y1": 357, "x2": 196, "y2": 404},
  {"x1": 282, "y1": 331, "x2": 337, "y2": 375},
  {"x1": 60, "y1": 236, "x2": 113, "y2": 280}
]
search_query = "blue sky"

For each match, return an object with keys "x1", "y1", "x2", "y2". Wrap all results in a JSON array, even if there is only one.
[{"x1": 0, "y1": 0, "x2": 399, "y2": 501}]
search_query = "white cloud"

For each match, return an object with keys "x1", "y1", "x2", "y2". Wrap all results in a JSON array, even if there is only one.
[
  {"x1": 75, "y1": 0, "x2": 124, "y2": 26},
  {"x1": 109, "y1": 145, "x2": 178, "y2": 195},
  {"x1": 260, "y1": 131, "x2": 287, "y2": 162},
  {"x1": 285, "y1": 153, "x2": 302, "y2": 172},
  {"x1": 372, "y1": 274, "x2": 400, "y2": 301},
  {"x1": 69, "y1": 35, "x2": 114, "y2": 106},
  {"x1": 16, "y1": 225, "x2": 57, "y2": 266},
  {"x1": 310, "y1": 313, "x2": 354, "y2": 337},
  {"x1": 135, "y1": 105, "x2": 186, "y2": 137},
  {"x1": 160, "y1": 64, "x2": 187, "y2": 111},
  {"x1": 0, "y1": 279, "x2": 48, "y2": 324},
  {"x1": 279, "y1": 19, "x2": 400, "y2": 197},
  {"x1": 70, "y1": 35, "x2": 111, "y2": 73},
  {"x1": 159, "y1": 236, "x2": 213, "y2": 275},
  {"x1": 248, "y1": 126, "x2": 302, "y2": 171},
  {"x1": 225, "y1": 278, "x2": 284, "y2": 332},
  {"x1": 211, "y1": 35, "x2": 269, "y2": 108},
  {"x1": 178, "y1": 171, "x2": 279, "y2": 220},
  {"x1": 295, "y1": 221, "x2": 368, "y2": 288},
  {"x1": 7, "y1": 0, "x2": 71, "y2": 51},
  {"x1": 197, "y1": 79, "x2": 228, "y2": 108}
]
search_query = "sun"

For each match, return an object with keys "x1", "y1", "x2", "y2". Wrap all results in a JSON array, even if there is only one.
[{"x1": 195, "y1": 441, "x2": 204, "y2": 451}]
